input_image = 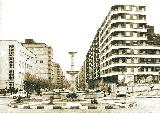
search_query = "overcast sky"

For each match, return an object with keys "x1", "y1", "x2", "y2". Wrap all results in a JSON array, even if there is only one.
[{"x1": 0, "y1": 0, "x2": 160, "y2": 77}]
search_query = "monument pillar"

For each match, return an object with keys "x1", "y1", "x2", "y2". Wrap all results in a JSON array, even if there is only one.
[{"x1": 66, "y1": 52, "x2": 79, "y2": 92}]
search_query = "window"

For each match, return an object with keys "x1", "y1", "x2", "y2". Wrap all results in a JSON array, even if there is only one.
[
  {"x1": 126, "y1": 23, "x2": 130, "y2": 28},
  {"x1": 126, "y1": 14, "x2": 130, "y2": 19},
  {"x1": 134, "y1": 58, "x2": 139, "y2": 63},
  {"x1": 133, "y1": 32, "x2": 137, "y2": 37},
  {"x1": 127, "y1": 49, "x2": 131, "y2": 54},
  {"x1": 126, "y1": 32, "x2": 131, "y2": 37},
  {"x1": 127, "y1": 59, "x2": 131, "y2": 63},
  {"x1": 133, "y1": 23, "x2": 138, "y2": 28},
  {"x1": 127, "y1": 68, "x2": 132, "y2": 72},
  {"x1": 139, "y1": 6, "x2": 145, "y2": 11},
  {"x1": 126, "y1": 6, "x2": 131, "y2": 11},
  {"x1": 132, "y1": 6, "x2": 137, "y2": 11},
  {"x1": 133, "y1": 15, "x2": 137, "y2": 20},
  {"x1": 118, "y1": 32, "x2": 122, "y2": 37},
  {"x1": 134, "y1": 50, "x2": 138, "y2": 54}
]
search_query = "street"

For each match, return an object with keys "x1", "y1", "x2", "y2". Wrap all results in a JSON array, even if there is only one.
[{"x1": 0, "y1": 98, "x2": 12, "y2": 112}]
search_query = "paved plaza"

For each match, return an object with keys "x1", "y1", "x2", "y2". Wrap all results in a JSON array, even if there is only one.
[{"x1": 1, "y1": 95, "x2": 160, "y2": 113}]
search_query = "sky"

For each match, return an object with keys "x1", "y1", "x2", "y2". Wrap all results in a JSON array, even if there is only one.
[{"x1": 0, "y1": 0, "x2": 160, "y2": 78}]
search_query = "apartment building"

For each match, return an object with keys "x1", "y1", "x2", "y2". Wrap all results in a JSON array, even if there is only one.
[
  {"x1": 22, "y1": 39, "x2": 54, "y2": 81},
  {"x1": 77, "y1": 65, "x2": 86, "y2": 90},
  {"x1": 85, "y1": 32, "x2": 101, "y2": 89},
  {"x1": 53, "y1": 62, "x2": 65, "y2": 89},
  {"x1": 84, "y1": 4, "x2": 160, "y2": 89},
  {"x1": 0, "y1": 40, "x2": 36, "y2": 90},
  {"x1": 98, "y1": 5, "x2": 160, "y2": 85}
]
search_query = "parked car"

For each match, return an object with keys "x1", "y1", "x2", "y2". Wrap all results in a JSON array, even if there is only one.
[{"x1": 10, "y1": 91, "x2": 27, "y2": 99}]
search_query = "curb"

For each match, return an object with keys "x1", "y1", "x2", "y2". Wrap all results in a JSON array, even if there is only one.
[{"x1": 9, "y1": 103, "x2": 137, "y2": 109}]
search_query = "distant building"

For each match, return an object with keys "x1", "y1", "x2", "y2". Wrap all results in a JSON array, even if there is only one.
[
  {"x1": 84, "y1": 31, "x2": 101, "y2": 89},
  {"x1": 0, "y1": 40, "x2": 36, "y2": 90},
  {"x1": 22, "y1": 39, "x2": 54, "y2": 81},
  {"x1": 53, "y1": 62, "x2": 65, "y2": 89},
  {"x1": 77, "y1": 65, "x2": 86, "y2": 90}
]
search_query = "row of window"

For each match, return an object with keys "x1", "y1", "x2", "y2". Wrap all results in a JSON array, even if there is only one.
[
  {"x1": 111, "y1": 49, "x2": 160, "y2": 55},
  {"x1": 111, "y1": 22, "x2": 146, "y2": 29},
  {"x1": 100, "y1": 5, "x2": 145, "y2": 29},
  {"x1": 100, "y1": 13, "x2": 146, "y2": 37},
  {"x1": 111, "y1": 13, "x2": 146, "y2": 20},
  {"x1": 9, "y1": 70, "x2": 14, "y2": 80},
  {"x1": 19, "y1": 62, "x2": 33, "y2": 69},
  {"x1": 111, "y1": 5, "x2": 145, "y2": 12},
  {"x1": 100, "y1": 29, "x2": 146, "y2": 46},
  {"x1": 9, "y1": 45, "x2": 14, "y2": 68},
  {"x1": 9, "y1": 45, "x2": 15, "y2": 82},
  {"x1": 101, "y1": 56, "x2": 160, "y2": 68},
  {"x1": 101, "y1": 66, "x2": 160, "y2": 75}
]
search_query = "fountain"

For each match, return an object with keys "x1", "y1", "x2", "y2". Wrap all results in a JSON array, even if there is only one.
[{"x1": 65, "y1": 52, "x2": 81, "y2": 107}]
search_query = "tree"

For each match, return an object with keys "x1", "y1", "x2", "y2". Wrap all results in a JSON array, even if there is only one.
[{"x1": 24, "y1": 73, "x2": 54, "y2": 96}]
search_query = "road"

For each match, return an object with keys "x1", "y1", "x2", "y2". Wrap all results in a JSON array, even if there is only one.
[
  {"x1": 0, "y1": 97, "x2": 160, "y2": 113},
  {"x1": 0, "y1": 98, "x2": 12, "y2": 112}
]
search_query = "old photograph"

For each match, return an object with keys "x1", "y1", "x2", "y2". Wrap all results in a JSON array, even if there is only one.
[{"x1": 0, "y1": 0, "x2": 160, "y2": 113}]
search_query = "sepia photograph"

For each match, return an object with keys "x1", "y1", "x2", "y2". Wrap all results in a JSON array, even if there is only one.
[{"x1": 0, "y1": 0, "x2": 160, "y2": 113}]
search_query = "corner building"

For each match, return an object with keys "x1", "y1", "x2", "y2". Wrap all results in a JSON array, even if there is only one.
[{"x1": 99, "y1": 5, "x2": 160, "y2": 84}]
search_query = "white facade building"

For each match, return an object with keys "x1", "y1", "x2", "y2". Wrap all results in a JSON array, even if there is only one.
[{"x1": 0, "y1": 40, "x2": 36, "y2": 90}]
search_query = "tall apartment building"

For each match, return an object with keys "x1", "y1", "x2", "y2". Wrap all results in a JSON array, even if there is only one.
[
  {"x1": 98, "y1": 5, "x2": 160, "y2": 84},
  {"x1": 22, "y1": 39, "x2": 54, "y2": 81},
  {"x1": 0, "y1": 40, "x2": 36, "y2": 90},
  {"x1": 84, "y1": 4, "x2": 160, "y2": 89},
  {"x1": 85, "y1": 32, "x2": 100, "y2": 89}
]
